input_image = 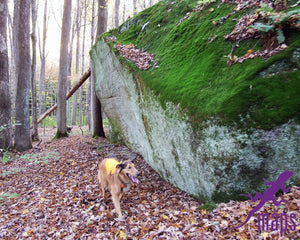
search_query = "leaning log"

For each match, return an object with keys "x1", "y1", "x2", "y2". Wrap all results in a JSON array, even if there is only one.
[{"x1": 37, "y1": 68, "x2": 91, "y2": 124}]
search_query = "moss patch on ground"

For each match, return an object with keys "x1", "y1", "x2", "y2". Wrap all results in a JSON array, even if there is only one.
[{"x1": 100, "y1": 0, "x2": 300, "y2": 129}]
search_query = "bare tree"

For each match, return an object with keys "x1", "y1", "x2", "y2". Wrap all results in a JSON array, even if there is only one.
[
  {"x1": 122, "y1": 0, "x2": 126, "y2": 23},
  {"x1": 80, "y1": 0, "x2": 88, "y2": 127},
  {"x1": 38, "y1": 0, "x2": 48, "y2": 118},
  {"x1": 31, "y1": 0, "x2": 39, "y2": 140},
  {"x1": 12, "y1": 0, "x2": 20, "y2": 120},
  {"x1": 72, "y1": 0, "x2": 81, "y2": 125},
  {"x1": 56, "y1": 0, "x2": 72, "y2": 138},
  {"x1": 7, "y1": 13, "x2": 14, "y2": 103},
  {"x1": 91, "y1": 0, "x2": 107, "y2": 138},
  {"x1": 114, "y1": 0, "x2": 120, "y2": 27},
  {"x1": 0, "y1": 0, "x2": 12, "y2": 149},
  {"x1": 87, "y1": 0, "x2": 96, "y2": 129},
  {"x1": 133, "y1": 0, "x2": 137, "y2": 16},
  {"x1": 67, "y1": 1, "x2": 79, "y2": 125},
  {"x1": 15, "y1": 0, "x2": 32, "y2": 151}
]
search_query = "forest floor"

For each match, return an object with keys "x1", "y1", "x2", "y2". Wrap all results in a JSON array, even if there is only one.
[{"x1": 0, "y1": 126, "x2": 299, "y2": 239}]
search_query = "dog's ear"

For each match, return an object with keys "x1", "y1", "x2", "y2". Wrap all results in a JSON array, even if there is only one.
[{"x1": 116, "y1": 163, "x2": 127, "y2": 172}]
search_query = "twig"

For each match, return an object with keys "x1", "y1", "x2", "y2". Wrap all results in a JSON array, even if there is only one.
[
  {"x1": 291, "y1": 0, "x2": 300, "y2": 7},
  {"x1": 79, "y1": 126, "x2": 84, "y2": 136},
  {"x1": 36, "y1": 140, "x2": 42, "y2": 147}
]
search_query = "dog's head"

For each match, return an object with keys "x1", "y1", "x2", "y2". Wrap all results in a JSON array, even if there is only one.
[{"x1": 116, "y1": 160, "x2": 139, "y2": 184}]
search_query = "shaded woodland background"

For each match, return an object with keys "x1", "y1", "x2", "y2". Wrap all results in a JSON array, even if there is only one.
[{"x1": 0, "y1": 0, "x2": 158, "y2": 151}]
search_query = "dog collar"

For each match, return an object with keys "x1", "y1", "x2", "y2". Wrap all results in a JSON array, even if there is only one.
[{"x1": 120, "y1": 183, "x2": 124, "y2": 188}]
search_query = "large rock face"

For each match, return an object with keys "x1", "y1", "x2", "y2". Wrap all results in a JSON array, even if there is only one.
[{"x1": 91, "y1": 38, "x2": 300, "y2": 202}]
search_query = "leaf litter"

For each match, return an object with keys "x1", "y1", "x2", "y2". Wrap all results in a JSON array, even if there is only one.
[{"x1": 0, "y1": 126, "x2": 299, "y2": 239}]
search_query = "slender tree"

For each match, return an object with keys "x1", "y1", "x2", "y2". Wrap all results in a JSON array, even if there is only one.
[
  {"x1": 31, "y1": 0, "x2": 39, "y2": 140},
  {"x1": 12, "y1": 0, "x2": 20, "y2": 120},
  {"x1": 91, "y1": 0, "x2": 107, "y2": 138},
  {"x1": 133, "y1": 0, "x2": 137, "y2": 16},
  {"x1": 56, "y1": 0, "x2": 72, "y2": 138},
  {"x1": 80, "y1": 0, "x2": 88, "y2": 127},
  {"x1": 122, "y1": 0, "x2": 126, "y2": 23},
  {"x1": 67, "y1": 2, "x2": 78, "y2": 125},
  {"x1": 38, "y1": 0, "x2": 48, "y2": 118},
  {"x1": 0, "y1": 0, "x2": 12, "y2": 149},
  {"x1": 72, "y1": 0, "x2": 81, "y2": 125},
  {"x1": 15, "y1": 0, "x2": 32, "y2": 151},
  {"x1": 87, "y1": 0, "x2": 96, "y2": 129},
  {"x1": 114, "y1": 0, "x2": 120, "y2": 27}
]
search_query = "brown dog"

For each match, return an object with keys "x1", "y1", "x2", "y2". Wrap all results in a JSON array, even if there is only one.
[{"x1": 98, "y1": 158, "x2": 139, "y2": 218}]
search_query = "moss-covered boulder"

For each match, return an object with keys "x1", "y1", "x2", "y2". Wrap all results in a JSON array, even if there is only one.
[{"x1": 91, "y1": 0, "x2": 300, "y2": 202}]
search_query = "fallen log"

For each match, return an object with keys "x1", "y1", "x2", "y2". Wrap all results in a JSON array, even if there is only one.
[{"x1": 37, "y1": 68, "x2": 91, "y2": 125}]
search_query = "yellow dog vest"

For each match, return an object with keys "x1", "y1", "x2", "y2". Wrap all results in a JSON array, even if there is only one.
[
  {"x1": 105, "y1": 158, "x2": 119, "y2": 175},
  {"x1": 105, "y1": 158, "x2": 124, "y2": 188}
]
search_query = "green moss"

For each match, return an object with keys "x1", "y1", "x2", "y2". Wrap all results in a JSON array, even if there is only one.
[
  {"x1": 102, "y1": 0, "x2": 300, "y2": 129},
  {"x1": 107, "y1": 120, "x2": 124, "y2": 145}
]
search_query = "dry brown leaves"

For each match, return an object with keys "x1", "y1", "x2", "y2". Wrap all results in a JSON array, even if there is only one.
[
  {"x1": 172, "y1": 0, "x2": 295, "y2": 65},
  {"x1": 105, "y1": 35, "x2": 155, "y2": 71},
  {"x1": 227, "y1": 43, "x2": 288, "y2": 65},
  {"x1": 224, "y1": 14, "x2": 262, "y2": 42},
  {"x1": 0, "y1": 127, "x2": 299, "y2": 239},
  {"x1": 222, "y1": 0, "x2": 284, "y2": 11},
  {"x1": 106, "y1": 36, "x2": 156, "y2": 71},
  {"x1": 114, "y1": 43, "x2": 155, "y2": 71},
  {"x1": 222, "y1": 0, "x2": 297, "y2": 65}
]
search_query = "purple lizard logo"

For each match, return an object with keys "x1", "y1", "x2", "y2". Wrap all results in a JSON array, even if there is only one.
[{"x1": 233, "y1": 170, "x2": 293, "y2": 229}]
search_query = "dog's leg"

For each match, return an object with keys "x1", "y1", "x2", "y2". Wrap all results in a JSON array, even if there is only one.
[
  {"x1": 98, "y1": 170, "x2": 106, "y2": 196},
  {"x1": 100, "y1": 179, "x2": 108, "y2": 197},
  {"x1": 101, "y1": 185, "x2": 105, "y2": 196},
  {"x1": 111, "y1": 191, "x2": 122, "y2": 218}
]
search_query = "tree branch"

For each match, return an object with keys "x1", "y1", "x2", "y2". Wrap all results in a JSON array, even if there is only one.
[{"x1": 36, "y1": 68, "x2": 91, "y2": 125}]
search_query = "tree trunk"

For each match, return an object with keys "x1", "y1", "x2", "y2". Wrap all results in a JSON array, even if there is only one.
[
  {"x1": 79, "y1": 88, "x2": 83, "y2": 126},
  {"x1": 91, "y1": 0, "x2": 107, "y2": 138},
  {"x1": 114, "y1": 0, "x2": 120, "y2": 27},
  {"x1": 87, "y1": 0, "x2": 96, "y2": 130},
  {"x1": 0, "y1": 0, "x2": 12, "y2": 150},
  {"x1": 31, "y1": 0, "x2": 39, "y2": 141},
  {"x1": 67, "y1": 25, "x2": 75, "y2": 126},
  {"x1": 133, "y1": 0, "x2": 137, "y2": 16},
  {"x1": 72, "y1": 91, "x2": 77, "y2": 125},
  {"x1": 38, "y1": 0, "x2": 48, "y2": 118},
  {"x1": 72, "y1": 0, "x2": 81, "y2": 126},
  {"x1": 80, "y1": 0, "x2": 87, "y2": 127},
  {"x1": 122, "y1": 0, "x2": 126, "y2": 23},
  {"x1": 7, "y1": 13, "x2": 14, "y2": 117},
  {"x1": 56, "y1": 0, "x2": 72, "y2": 138},
  {"x1": 15, "y1": 0, "x2": 32, "y2": 151},
  {"x1": 12, "y1": 0, "x2": 20, "y2": 121}
]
